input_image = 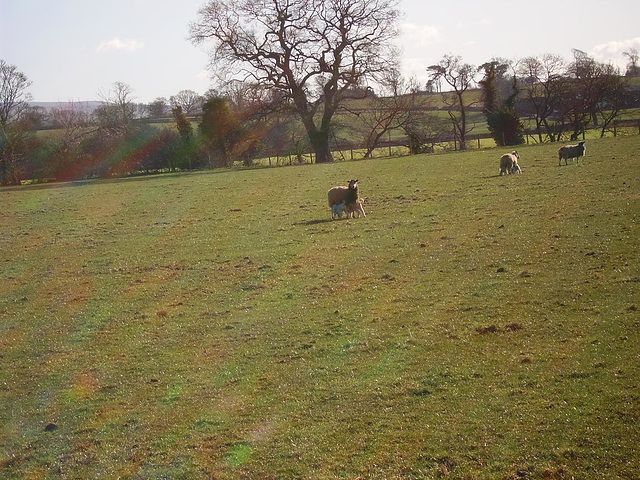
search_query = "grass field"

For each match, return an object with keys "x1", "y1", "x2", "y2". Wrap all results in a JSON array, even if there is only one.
[{"x1": 1, "y1": 136, "x2": 639, "y2": 479}]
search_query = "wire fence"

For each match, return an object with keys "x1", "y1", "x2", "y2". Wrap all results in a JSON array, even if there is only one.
[{"x1": 254, "y1": 119, "x2": 640, "y2": 166}]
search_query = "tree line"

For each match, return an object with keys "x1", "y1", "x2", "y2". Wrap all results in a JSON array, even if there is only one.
[{"x1": 2, "y1": 0, "x2": 639, "y2": 186}]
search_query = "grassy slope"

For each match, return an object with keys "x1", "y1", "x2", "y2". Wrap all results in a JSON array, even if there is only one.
[{"x1": 1, "y1": 136, "x2": 638, "y2": 479}]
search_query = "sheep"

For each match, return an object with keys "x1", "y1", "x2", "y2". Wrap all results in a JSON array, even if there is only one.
[
  {"x1": 558, "y1": 141, "x2": 586, "y2": 166},
  {"x1": 511, "y1": 163, "x2": 522, "y2": 174},
  {"x1": 327, "y1": 179, "x2": 359, "y2": 218},
  {"x1": 346, "y1": 198, "x2": 366, "y2": 218},
  {"x1": 332, "y1": 201, "x2": 347, "y2": 220},
  {"x1": 499, "y1": 151, "x2": 519, "y2": 176}
]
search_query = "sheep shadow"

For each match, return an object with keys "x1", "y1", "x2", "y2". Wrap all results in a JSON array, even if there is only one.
[{"x1": 294, "y1": 219, "x2": 334, "y2": 226}]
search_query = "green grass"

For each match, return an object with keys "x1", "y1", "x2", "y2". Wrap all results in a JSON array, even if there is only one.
[{"x1": 1, "y1": 136, "x2": 639, "y2": 479}]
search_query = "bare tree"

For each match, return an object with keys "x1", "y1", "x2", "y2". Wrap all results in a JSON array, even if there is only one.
[
  {"x1": 563, "y1": 50, "x2": 623, "y2": 140},
  {"x1": 623, "y1": 47, "x2": 639, "y2": 77},
  {"x1": 349, "y1": 70, "x2": 418, "y2": 158},
  {"x1": 96, "y1": 81, "x2": 137, "y2": 135},
  {"x1": 1, "y1": 60, "x2": 35, "y2": 185},
  {"x1": 48, "y1": 102, "x2": 96, "y2": 178},
  {"x1": 190, "y1": 0, "x2": 401, "y2": 163},
  {"x1": 147, "y1": 98, "x2": 169, "y2": 118},
  {"x1": 403, "y1": 109, "x2": 450, "y2": 154},
  {"x1": 428, "y1": 54, "x2": 477, "y2": 150},
  {"x1": 518, "y1": 54, "x2": 567, "y2": 142},
  {"x1": 565, "y1": 52, "x2": 628, "y2": 140},
  {"x1": 170, "y1": 90, "x2": 203, "y2": 115},
  {"x1": 594, "y1": 64, "x2": 628, "y2": 137}
]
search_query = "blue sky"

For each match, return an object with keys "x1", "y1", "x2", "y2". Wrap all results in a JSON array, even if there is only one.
[{"x1": 1, "y1": 0, "x2": 638, "y2": 103}]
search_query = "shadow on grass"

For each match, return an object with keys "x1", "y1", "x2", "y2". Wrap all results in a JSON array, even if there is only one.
[
  {"x1": 294, "y1": 218, "x2": 334, "y2": 226},
  {"x1": 2, "y1": 166, "x2": 266, "y2": 193}
]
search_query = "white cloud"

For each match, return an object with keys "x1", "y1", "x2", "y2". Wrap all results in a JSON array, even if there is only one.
[
  {"x1": 97, "y1": 37, "x2": 144, "y2": 53},
  {"x1": 397, "y1": 23, "x2": 443, "y2": 84},
  {"x1": 590, "y1": 37, "x2": 640, "y2": 69}
]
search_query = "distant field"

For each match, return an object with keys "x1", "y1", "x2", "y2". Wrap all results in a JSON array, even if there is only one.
[{"x1": 1, "y1": 136, "x2": 638, "y2": 479}]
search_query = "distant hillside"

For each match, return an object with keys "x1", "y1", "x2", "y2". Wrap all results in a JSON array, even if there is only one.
[{"x1": 30, "y1": 101, "x2": 102, "y2": 114}]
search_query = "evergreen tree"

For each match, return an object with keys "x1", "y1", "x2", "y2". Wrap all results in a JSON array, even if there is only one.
[
  {"x1": 171, "y1": 106, "x2": 196, "y2": 170},
  {"x1": 172, "y1": 105, "x2": 192, "y2": 143},
  {"x1": 199, "y1": 97, "x2": 238, "y2": 168},
  {"x1": 479, "y1": 62, "x2": 524, "y2": 146}
]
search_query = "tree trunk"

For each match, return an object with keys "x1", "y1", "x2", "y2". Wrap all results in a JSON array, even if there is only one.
[
  {"x1": 536, "y1": 119, "x2": 544, "y2": 143},
  {"x1": 455, "y1": 92, "x2": 467, "y2": 150},
  {"x1": 307, "y1": 128, "x2": 333, "y2": 163},
  {"x1": 363, "y1": 130, "x2": 387, "y2": 159},
  {"x1": 0, "y1": 149, "x2": 20, "y2": 186}
]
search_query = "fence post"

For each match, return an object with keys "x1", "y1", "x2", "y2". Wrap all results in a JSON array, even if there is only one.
[
  {"x1": 477, "y1": 135, "x2": 481, "y2": 149},
  {"x1": 613, "y1": 121, "x2": 617, "y2": 137}
]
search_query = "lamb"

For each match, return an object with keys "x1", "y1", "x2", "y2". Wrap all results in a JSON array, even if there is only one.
[
  {"x1": 558, "y1": 141, "x2": 586, "y2": 166},
  {"x1": 499, "y1": 151, "x2": 519, "y2": 176},
  {"x1": 346, "y1": 198, "x2": 366, "y2": 218},
  {"x1": 332, "y1": 201, "x2": 347, "y2": 220},
  {"x1": 327, "y1": 179, "x2": 359, "y2": 218},
  {"x1": 511, "y1": 163, "x2": 522, "y2": 174}
]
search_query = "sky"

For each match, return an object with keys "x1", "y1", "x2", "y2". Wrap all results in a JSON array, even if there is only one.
[{"x1": 1, "y1": 0, "x2": 639, "y2": 104}]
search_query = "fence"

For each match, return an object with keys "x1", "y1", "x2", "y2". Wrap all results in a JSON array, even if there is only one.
[{"x1": 254, "y1": 119, "x2": 640, "y2": 166}]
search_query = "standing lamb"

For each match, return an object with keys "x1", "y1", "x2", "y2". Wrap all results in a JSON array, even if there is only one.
[
  {"x1": 558, "y1": 141, "x2": 586, "y2": 166},
  {"x1": 332, "y1": 201, "x2": 347, "y2": 220},
  {"x1": 346, "y1": 198, "x2": 366, "y2": 218},
  {"x1": 327, "y1": 179, "x2": 359, "y2": 218},
  {"x1": 499, "y1": 151, "x2": 520, "y2": 176}
]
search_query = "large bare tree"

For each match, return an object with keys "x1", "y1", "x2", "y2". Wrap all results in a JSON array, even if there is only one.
[
  {"x1": 190, "y1": 0, "x2": 400, "y2": 163},
  {"x1": 170, "y1": 90, "x2": 203, "y2": 115},
  {"x1": 1, "y1": 60, "x2": 34, "y2": 185},
  {"x1": 623, "y1": 47, "x2": 639, "y2": 77},
  {"x1": 565, "y1": 50, "x2": 628, "y2": 140},
  {"x1": 428, "y1": 55, "x2": 477, "y2": 150},
  {"x1": 518, "y1": 54, "x2": 567, "y2": 142},
  {"x1": 95, "y1": 81, "x2": 137, "y2": 135}
]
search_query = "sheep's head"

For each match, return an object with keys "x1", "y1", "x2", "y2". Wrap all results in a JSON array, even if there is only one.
[
  {"x1": 348, "y1": 179, "x2": 359, "y2": 190},
  {"x1": 511, "y1": 151, "x2": 519, "y2": 159}
]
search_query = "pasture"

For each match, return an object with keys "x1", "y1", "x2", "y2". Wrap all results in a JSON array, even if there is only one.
[{"x1": 1, "y1": 135, "x2": 638, "y2": 479}]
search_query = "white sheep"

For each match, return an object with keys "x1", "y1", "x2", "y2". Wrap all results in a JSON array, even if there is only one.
[
  {"x1": 332, "y1": 201, "x2": 347, "y2": 220},
  {"x1": 346, "y1": 198, "x2": 366, "y2": 218},
  {"x1": 499, "y1": 151, "x2": 519, "y2": 176},
  {"x1": 327, "y1": 179, "x2": 359, "y2": 218},
  {"x1": 558, "y1": 141, "x2": 586, "y2": 166},
  {"x1": 510, "y1": 163, "x2": 522, "y2": 174}
]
